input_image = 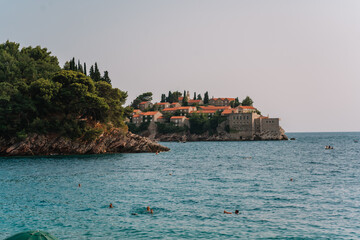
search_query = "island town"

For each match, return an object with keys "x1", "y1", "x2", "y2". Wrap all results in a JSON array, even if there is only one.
[{"x1": 127, "y1": 91, "x2": 287, "y2": 141}]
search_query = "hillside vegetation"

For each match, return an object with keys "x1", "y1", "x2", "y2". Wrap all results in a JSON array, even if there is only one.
[{"x1": 0, "y1": 41, "x2": 131, "y2": 141}]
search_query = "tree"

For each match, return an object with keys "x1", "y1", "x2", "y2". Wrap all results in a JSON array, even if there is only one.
[
  {"x1": 193, "y1": 92, "x2": 196, "y2": 100},
  {"x1": 130, "y1": 92, "x2": 153, "y2": 108},
  {"x1": 160, "y1": 94, "x2": 166, "y2": 102},
  {"x1": 89, "y1": 65, "x2": 94, "y2": 79},
  {"x1": 101, "y1": 71, "x2": 111, "y2": 84},
  {"x1": 182, "y1": 90, "x2": 188, "y2": 106},
  {"x1": 204, "y1": 91, "x2": 209, "y2": 104},
  {"x1": 197, "y1": 94, "x2": 202, "y2": 100},
  {"x1": 241, "y1": 96, "x2": 253, "y2": 106},
  {"x1": 92, "y1": 62, "x2": 101, "y2": 82},
  {"x1": 230, "y1": 97, "x2": 241, "y2": 108},
  {"x1": 84, "y1": 62, "x2": 87, "y2": 76}
]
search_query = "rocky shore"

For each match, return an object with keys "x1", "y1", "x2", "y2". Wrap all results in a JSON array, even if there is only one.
[
  {"x1": 0, "y1": 129, "x2": 169, "y2": 157},
  {"x1": 140, "y1": 122, "x2": 288, "y2": 142},
  {"x1": 154, "y1": 130, "x2": 288, "y2": 142}
]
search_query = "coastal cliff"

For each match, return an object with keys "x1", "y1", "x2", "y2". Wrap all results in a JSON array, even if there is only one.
[{"x1": 0, "y1": 129, "x2": 169, "y2": 157}]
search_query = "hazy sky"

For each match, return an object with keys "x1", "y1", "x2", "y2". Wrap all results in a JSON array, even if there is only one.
[{"x1": 1, "y1": 0, "x2": 360, "y2": 132}]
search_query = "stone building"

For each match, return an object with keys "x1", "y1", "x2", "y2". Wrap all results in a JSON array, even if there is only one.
[
  {"x1": 131, "y1": 111, "x2": 162, "y2": 126},
  {"x1": 209, "y1": 98, "x2": 235, "y2": 106},
  {"x1": 254, "y1": 117, "x2": 281, "y2": 136},
  {"x1": 170, "y1": 116, "x2": 189, "y2": 127},
  {"x1": 154, "y1": 102, "x2": 170, "y2": 110},
  {"x1": 228, "y1": 112, "x2": 281, "y2": 139},
  {"x1": 139, "y1": 101, "x2": 153, "y2": 111}
]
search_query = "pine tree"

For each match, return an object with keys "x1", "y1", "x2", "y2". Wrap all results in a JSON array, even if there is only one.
[
  {"x1": 197, "y1": 94, "x2": 202, "y2": 100},
  {"x1": 193, "y1": 92, "x2": 196, "y2": 100},
  {"x1": 204, "y1": 91, "x2": 209, "y2": 104}
]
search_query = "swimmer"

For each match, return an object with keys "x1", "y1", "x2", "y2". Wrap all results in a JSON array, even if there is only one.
[
  {"x1": 78, "y1": 183, "x2": 81, "y2": 187},
  {"x1": 156, "y1": 151, "x2": 159, "y2": 155},
  {"x1": 169, "y1": 173, "x2": 172, "y2": 176},
  {"x1": 147, "y1": 206, "x2": 150, "y2": 212},
  {"x1": 150, "y1": 209, "x2": 154, "y2": 214},
  {"x1": 109, "y1": 203, "x2": 113, "y2": 208},
  {"x1": 290, "y1": 178, "x2": 293, "y2": 181},
  {"x1": 235, "y1": 210, "x2": 239, "y2": 214},
  {"x1": 224, "y1": 210, "x2": 232, "y2": 214}
]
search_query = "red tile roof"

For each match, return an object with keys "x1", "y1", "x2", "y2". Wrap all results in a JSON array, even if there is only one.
[
  {"x1": 155, "y1": 102, "x2": 170, "y2": 105},
  {"x1": 162, "y1": 107, "x2": 179, "y2": 111},
  {"x1": 238, "y1": 106, "x2": 255, "y2": 109},
  {"x1": 170, "y1": 116, "x2": 186, "y2": 119},
  {"x1": 211, "y1": 98, "x2": 236, "y2": 101},
  {"x1": 133, "y1": 109, "x2": 141, "y2": 113},
  {"x1": 221, "y1": 108, "x2": 238, "y2": 115},
  {"x1": 133, "y1": 114, "x2": 141, "y2": 118},
  {"x1": 141, "y1": 111, "x2": 160, "y2": 116},
  {"x1": 178, "y1": 106, "x2": 194, "y2": 110},
  {"x1": 139, "y1": 101, "x2": 150, "y2": 105},
  {"x1": 199, "y1": 105, "x2": 230, "y2": 110}
]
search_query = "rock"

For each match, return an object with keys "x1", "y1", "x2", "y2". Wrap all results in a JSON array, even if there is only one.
[{"x1": 0, "y1": 129, "x2": 169, "y2": 157}]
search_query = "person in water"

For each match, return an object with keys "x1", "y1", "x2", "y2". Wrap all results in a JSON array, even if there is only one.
[
  {"x1": 234, "y1": 210, "x2": 239, "y2": 214},
  {"x1": 147, "y1": 206, "x2": 150, "y2": 212},
  {"x1": 150, "y1": 209, "x2": 154, "y2": 214},
  {"x1": 224, "y1": 210, "x2": 232, "y2": 214},
  {"x1": 109, "y1": 203, "x2": 113, "y2": 208}
]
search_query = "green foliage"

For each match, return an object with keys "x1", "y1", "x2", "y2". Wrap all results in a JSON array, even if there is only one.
[
  {"x1": 126, "y1": 122, "x2": 150, "y2": 134},
  {"x1": 0, "y1": 41, "x2": 128, "y2": 141},
  {"x1": 82, "y1": 127, "x2": 104, "y2": 141},
  {"x1": 131, "y1": 92, "x2": 153, "y2": 108},
  {"x1": 230, "y1": 97, "x2": 241, "y2": 108},
  {"x1": 189, "y1": 113, "x2": 209, "y2": 134},
  {"x1": 242, "y1": 96, "x2": 254, "y2": 106},
  {"x1": 160, "y1": 94, "x2": 166, "y2": 102},
  {"x1": 197, "y1": 94, "x2": 202, "y2": 100},
  {"x1": 204, "y1": 91, "x2": 209, "y2": 104},
  {"x1": 156, "y1": 122, "x2": 186, "y2": 134},
  {"x1": 165, "y1": 91, "x2": 182, "y2": 103}
]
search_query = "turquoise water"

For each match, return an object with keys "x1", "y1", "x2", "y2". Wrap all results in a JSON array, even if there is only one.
[{"x1": 1, "y1": 132, "x2": 360, "y2": 239}]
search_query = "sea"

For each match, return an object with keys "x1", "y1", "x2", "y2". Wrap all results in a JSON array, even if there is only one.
[{"x1": 1, "y1": 132, "x2": 360, "y2": 239}]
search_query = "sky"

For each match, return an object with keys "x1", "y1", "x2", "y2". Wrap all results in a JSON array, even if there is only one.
[{"x1": 1, "y1": 0, "x2": 360, "y2": 132}]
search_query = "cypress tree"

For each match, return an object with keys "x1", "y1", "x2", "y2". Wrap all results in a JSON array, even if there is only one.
[
  {"x1": 94, "y1": 62, "x2": 101, "y2": 82},
  {"x1": 161, "y1": 94, "x2": 166, "y2": 103},
  {"x1": 197, "y1": 94, "x2": 202, "y2": 100},
  {"x1": 167, "y1": 91, "x2": 172, "y2": 103},
  {"x1": 78, "y1": 60, "x2": 83, "y2": 73},
  {"x1": 193, "y1": 92, "x2": 196, "y2": 100},
  {"x1": 204, "y1": 91, "x2": 209, "y2": 104},
  {"x1": 89, "y1": 65, "x2": 94, "y2": 79},
  {"x1": 84, "y1": 62, "x2": 87, "y2": 75}
]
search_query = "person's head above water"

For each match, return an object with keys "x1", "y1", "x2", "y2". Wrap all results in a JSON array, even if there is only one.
[{"x1": 235, "y1": 210, "x2": 239, "y2": 214}]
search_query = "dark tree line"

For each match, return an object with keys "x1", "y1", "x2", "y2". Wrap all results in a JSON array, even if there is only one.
[{"x1": 64, "y1": 58, "x2": 111, "y2": 85}]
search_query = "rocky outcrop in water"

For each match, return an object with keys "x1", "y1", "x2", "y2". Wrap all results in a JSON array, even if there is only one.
[{"x1": 0, "y1": 129, "x2": 169, "y2": 157}]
